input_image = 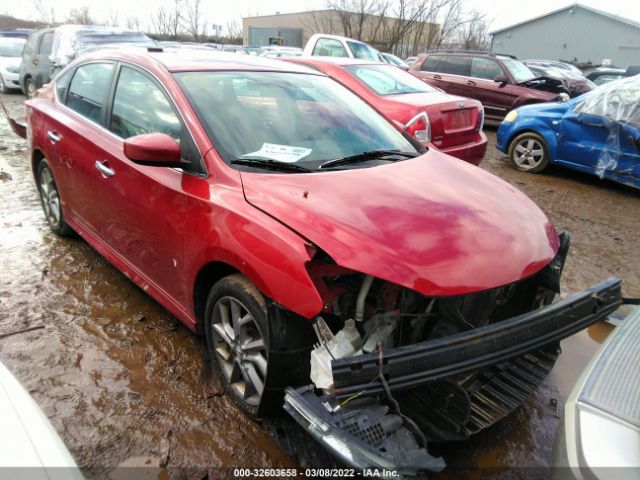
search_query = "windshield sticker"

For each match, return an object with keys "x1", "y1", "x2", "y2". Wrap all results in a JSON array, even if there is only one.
[{"x1": 243, "y1": 143, "x2": 312, "y2": 163}]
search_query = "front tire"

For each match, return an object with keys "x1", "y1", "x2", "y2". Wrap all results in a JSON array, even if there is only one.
[
  {"x1": 205, "y1": 274, "x2": 272, "y2": 418},
  {"x1": 37, "y1": 159, "x2": 73, "y2": 236},
  {"x1": 25, "y1": 77, "x2": 36, "y2": 98},
  {"x1": 508, "y1": 132, "x2": 549, "y2": 173}
]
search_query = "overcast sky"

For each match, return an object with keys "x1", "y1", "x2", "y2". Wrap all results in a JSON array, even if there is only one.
[{"x1": 2, "y1": 0, "x2": 639, "y2": 33}]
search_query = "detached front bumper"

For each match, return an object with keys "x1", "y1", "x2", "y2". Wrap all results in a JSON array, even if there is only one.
[
  {"x1": 284, "y1": 277, "x2": 622, "y2": 474},
  {"x1": 332, "y1": 277, "x2": 622, "y2": 398}
]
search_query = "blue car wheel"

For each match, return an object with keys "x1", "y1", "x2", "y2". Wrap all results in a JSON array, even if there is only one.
[{"x1": 508, "y1": 132, "x2": 549, "y2": 173}]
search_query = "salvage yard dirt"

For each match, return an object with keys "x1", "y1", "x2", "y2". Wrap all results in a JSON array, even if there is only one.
[{"x1": 1, "y1": 91, "x2": 639, "y2": 477}]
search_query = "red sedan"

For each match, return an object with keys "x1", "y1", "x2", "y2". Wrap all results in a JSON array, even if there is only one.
[
  {"x1": 287, "y1": 57, "x2": 487, "y2": 165},
  {"x1": 16, "y1": 48, "x2": 621, "y2": 474}
]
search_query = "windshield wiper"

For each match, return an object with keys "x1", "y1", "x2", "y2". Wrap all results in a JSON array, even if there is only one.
[
  {"x1": 319, "y1": 150, "x2": 420, "y2": 169},
  {"x1": 231, "y1": 158, "x2": 313, "y2": 173}
]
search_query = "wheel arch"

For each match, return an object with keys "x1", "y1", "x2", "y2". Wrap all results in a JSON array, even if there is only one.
[
  {"x1": 506, "y1": 126, "x2": 558, "y2": 161},
  {"x1": 31, "y1": 148, "x2": 45, "y2": 181},
  {"x1": 192, "y1": 261, "x2": 241, "y2": 334}
]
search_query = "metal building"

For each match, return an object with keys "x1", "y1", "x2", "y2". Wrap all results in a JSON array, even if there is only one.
[{"x1": 490, "y1": 4, "x2": 640, "y2": 68}]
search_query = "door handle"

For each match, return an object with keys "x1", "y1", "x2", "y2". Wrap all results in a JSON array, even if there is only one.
[
  {"x1": 47, "y1": 131, "x2": 61, "y2": 143},
  {"x1": 467, "y1": 80, "x2": 476, "y2": 86},
  {"x1": 95, "y1": 160, "x2": 115, "y2": 177},
  {"x1": 433, "y1": 74, "x2": 442, "y2": 80},
  {"x1": 33, "y1": 59, "x2": 38, "y2": 65}
]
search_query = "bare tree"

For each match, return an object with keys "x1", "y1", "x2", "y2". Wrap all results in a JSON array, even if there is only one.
[
  {"x1": 125, "y1": 16, "x2": 141, "y2": 31},
  {"x1": 225, "y1": 20, "x2": 242, "y2": 43},
  {"x1": 66, "y1": 6, "x2": 95, "y2": 25},
  {"x1": 184, "y1": 0, "x2": 207, "y2": 41},
  {"x1": 31, "y1": 0, "x2": 55, "y2": 24},
  {"x1": 459, "y1": 10, "x2": 491, "y2": 50},
  {"x1": 105, "y1": 10, "x2": 120, "y2": 27},
  {"x1": 151, "y1": 0, "x2": 182, "y2": 39}
]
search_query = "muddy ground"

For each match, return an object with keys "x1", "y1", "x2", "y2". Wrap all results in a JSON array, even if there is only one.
[{"x1": 1, "y1": 90, "x2": 639, "y2": 479}]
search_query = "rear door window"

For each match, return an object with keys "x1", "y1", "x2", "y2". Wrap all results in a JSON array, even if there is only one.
[
  {"x1": 421, "y1": 55, "x2": 443, "y2": 72},
  {"x1": 312, "y1": 38, "x2": 348, "y2": 57},
  {"x1": 470, "y1": 57, "x2": 503, "y2": 80},
  {"x1": 439, "y1": 56, "x2": 471, "y2": 76},
  {"x1": 66, "y1": 62, "x2": 114, "y2": 123}
]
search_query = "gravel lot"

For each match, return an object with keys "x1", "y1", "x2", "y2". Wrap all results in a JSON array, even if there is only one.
[{"x1": 1, "y1": 90, "x2": 638, "y2": 478}]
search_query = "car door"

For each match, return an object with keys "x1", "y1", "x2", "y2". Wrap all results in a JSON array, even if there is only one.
[
  {"x1": 428, "y1": 55, "x2": 472, "y2": 98},
  {"x1": 34, "y1": 30, "x2": 54, "y2": 87},
  {"x1": 93, "y1": 64, "x2": 201, "y2": 304},
  {"x1": 45, "y1": 62, "x2": 116, "y2": 233},
  {"x1": 467, "y1": 57, "x2": 515, "y2": 119},
  {"x1": 413, "y1": 54, "x2": 448, "y2": 90}
]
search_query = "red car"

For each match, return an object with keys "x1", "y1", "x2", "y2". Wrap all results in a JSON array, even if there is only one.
[
  {"x1": 288, "y1": 57, "x2": 487, "y2": 165},
  {"x1": 410, "y1": 51, "x2": 570, "y2": 122},
  {"x1": 16, "y1": 49, "x2": 622, "y2": 474}
]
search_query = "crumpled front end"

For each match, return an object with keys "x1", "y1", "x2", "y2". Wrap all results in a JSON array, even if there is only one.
[{"x1": 283, "y1": 233, "x2": 623, "y2": 474}]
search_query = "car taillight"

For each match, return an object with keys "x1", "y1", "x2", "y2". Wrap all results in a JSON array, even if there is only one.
[
  {"x1": 405, "y1": 112, "x2": 431, "y2": 143},
  {"x1": 475, "y1": 107, "x2": 484, "y2": 132}
]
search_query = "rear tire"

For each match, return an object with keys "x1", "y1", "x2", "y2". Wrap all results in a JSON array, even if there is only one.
[
  {"x1": 508, "y1": 132, "x2": 549, "y2": 173},
  {"x1": 36, "y1": 159, "x2": 73, "y2": 236}
]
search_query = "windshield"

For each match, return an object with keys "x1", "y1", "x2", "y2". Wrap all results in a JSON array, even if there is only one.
[
  {"x1": 0, "y1": 38, "x2": 25, "y2": 57},
  {"x1": 500, "y1": 57, "x2": 535, "y2": 83},
  {"x1": 347, "y1": 41, "x2": 380, "y2": 61},
  {"x1": 383, "y1": 53, "x2": 409, "y2": 68},
  {"x1": 345, "y1": 64, "x2": 437, "y2": 96},
  {"x1": 175, "y1": 71, "x2": 417, "y2": 169}
]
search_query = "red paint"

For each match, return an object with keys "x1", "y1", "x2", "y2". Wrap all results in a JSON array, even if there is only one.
[
  {"x1": 26, "y1": 50, "x2": 558, "y2": 333},
  {"x1": 286, "y1": 57, "x2": 487, "y2": 165},
  {"x1": 123, "y1": 133, "x2": 181, "y2": 164}
]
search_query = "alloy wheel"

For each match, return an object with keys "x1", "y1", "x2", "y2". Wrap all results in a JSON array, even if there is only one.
[
  {"x1": 39, "y1": 166, "x2": 61, "y2": 227},
  {"x1": 210, "y1": 296, "x2": 268, "y2": 407},
  {"x1": 512, "y1": 138, "x2": 545, "y2": 170}
]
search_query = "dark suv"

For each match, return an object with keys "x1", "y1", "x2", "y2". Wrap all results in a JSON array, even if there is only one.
[
  {"x1": 20, "y1": 25, "x2": 153, "y2": 97},
  {"x1": 410, "y1": 51, "x2": 570, "y2": 122}
]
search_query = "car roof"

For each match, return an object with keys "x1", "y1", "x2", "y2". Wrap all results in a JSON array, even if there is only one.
[
  {"x1": 78, "y1": 48, "x2": 324, "y2": 74},
  {"x1": 308, "y1": 33, "x2": 369, "y2": 45},
  {"x1": 290, "y1": 56, "x2": 386, "y2": 67}
]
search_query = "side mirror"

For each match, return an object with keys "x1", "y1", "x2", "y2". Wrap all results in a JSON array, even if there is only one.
[
  {"x1": 576, "y1": 113, "x2": 606, "y2": 128},
  {"x1": 494, "y1": 75, "x2": 509, "y2": 85},
  {"x1": 123, "y1": 133, "x2": 182, "y2": 167}
]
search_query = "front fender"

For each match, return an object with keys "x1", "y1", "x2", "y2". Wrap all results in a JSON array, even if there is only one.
[
  {"x1": 499, "y1": 117, "x2": 559, "y2": 161},
  {"x1": 183, "y1": 173, "x2": 324, "y2": 321}
]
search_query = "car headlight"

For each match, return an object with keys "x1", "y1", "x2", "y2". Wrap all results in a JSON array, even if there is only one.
[
  {"x1": 556, "y1": 92, "x2": 570, "y2": 102},
  {"x1": 504, "y1": 110, "x2": 518, "y2": 122},
  {"x1": 6, "y1": 65, "x2": 18, "y2": 73}
]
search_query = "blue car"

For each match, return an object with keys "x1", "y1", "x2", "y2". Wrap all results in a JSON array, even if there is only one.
[{"x1": 496, "y1": 75, "x2": 640, "y2": 189}]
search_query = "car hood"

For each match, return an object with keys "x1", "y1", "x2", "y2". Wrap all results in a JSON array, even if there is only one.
[
  {"x1": 517, "y1": 98, "x2": 575, "y2": 117},
  {"x1": 240, "y1": 151, "x2": 559, "y2": 297}
]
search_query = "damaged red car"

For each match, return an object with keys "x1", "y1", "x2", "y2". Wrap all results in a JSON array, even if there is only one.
[{"x1": 17, "y1": 49, "x2": 623, "y2": 475}]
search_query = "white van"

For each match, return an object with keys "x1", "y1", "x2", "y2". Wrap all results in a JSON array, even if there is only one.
[{"x1": 303, "y1": 34, "x2": 385, "y2": 62}]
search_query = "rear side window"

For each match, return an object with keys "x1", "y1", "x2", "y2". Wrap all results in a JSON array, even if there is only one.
[
  {"x1": 470, "y1": 57, "x2": 503, "y2": 80},
  {"x1": 109, "y1": 66, "x2": 181, "y2": 140},
  {"x1": 39, "y1": 32, "x2": 54, "y2": 56},
  {"x1": 421, "y1": 55, "x2": 443, "y2": 72},
  {"x1": 312, "y1": 38, "x2": 348, "y2": 57},
  {"x1": 439, "y1": 56, "x2": 471, "y2": 76},
  {"x1": 66, "y1": 63, "x2": 114, "y2": 123}
]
